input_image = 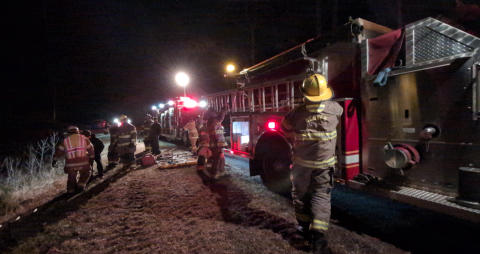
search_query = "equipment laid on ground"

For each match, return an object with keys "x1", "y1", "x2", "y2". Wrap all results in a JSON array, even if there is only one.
[
  {"x1": 155, "y1": 148, "x2": 198, "y2": 169},
  {"x1": 141, "y1": 153, "x2": 157, "y2": 167}
]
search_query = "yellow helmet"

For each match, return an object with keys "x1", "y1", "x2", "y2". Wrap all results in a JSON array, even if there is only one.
[
  {"x1": 301, "y1": 74, "x2": 333, "y2": 102},
  {"x1": 119, "y1": 114, "x2": 128, "y2": 122}
]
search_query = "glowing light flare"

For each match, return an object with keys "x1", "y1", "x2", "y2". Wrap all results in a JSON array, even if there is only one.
[
  {"x1": 167, "y1": 100, "x2": 175, "y2": 106},
  {"x1": 226, "y1": 64, "x2": 236, "y2": 73},
  {"x1": 175, "y1": 72, "x2": 190, "y2": 87},
  {"x1": 159, "y1": 103, "x2": 165, "y2": 108},
  {"x1": 179, "y1": 96, "x2": 198, "y2": 109},
  {"x1": 267, "y1": 121, "x2": 278, "y2": 130},
  {"x1": 127, "y1": 119, "x2": 132, "y2": 124},
  {"x1": 199, "y1": 100, "x2": 207, "y2": 108},
  {"x1": 151, "y1": 105, "x2": 157, "y2": 110}
]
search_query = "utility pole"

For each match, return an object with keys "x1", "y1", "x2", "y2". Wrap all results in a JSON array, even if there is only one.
[
  {"x1": 316, "y1": 0, "x2": 323, "y2": 36},
  {"x1": 331, "y1": 0, "x2": 338, "y2": 31},
  {"x1": 246, "y1": 2, "x2": 256, "y2": 65},
  {"x1": 396, "y1": 0, "x2": 403, "y2": 28}
]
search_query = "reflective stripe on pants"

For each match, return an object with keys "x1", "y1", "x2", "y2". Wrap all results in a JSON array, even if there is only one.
[{"x1": 291, "y1": 164, "x2": 333, "y2": 233}]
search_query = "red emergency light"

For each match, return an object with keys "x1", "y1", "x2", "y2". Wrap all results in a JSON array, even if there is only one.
[
  {"x1": 178, "y1": 96, "x2": 198, "y2": 109},
  {"x1": 266, "y1": 120, "x2": 278, "y2": 131}
]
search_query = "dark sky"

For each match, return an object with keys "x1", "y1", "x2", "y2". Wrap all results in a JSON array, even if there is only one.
[{"x1": 2, "y1": 0, "x2": 478, "y2": 140}]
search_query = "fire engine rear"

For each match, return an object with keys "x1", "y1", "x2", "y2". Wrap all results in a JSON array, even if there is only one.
[{"x1": 158, "y1": 96, "x2": 207, "y2": 145}]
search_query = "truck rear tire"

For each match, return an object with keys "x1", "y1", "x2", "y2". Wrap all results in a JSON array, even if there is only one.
[{"x1": 258, "y1": 138, "x2": 292, "y2": 195}]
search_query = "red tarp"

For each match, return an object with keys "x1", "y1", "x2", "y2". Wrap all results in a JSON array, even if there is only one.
[{"x1": 368, "y1": 29, "x2": 404, "y2": 75}]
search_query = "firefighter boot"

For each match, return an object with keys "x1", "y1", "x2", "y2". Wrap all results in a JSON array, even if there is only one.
[
  {"x1": 296, "y1": 222, "x2": 312, "y2": 241},
  {"x1": 312, "y1": 231, "x2": 331, "y2": 254}
]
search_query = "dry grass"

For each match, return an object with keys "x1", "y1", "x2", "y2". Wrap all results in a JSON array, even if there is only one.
[
  {"x1": 4, "y1": 162, "x2": 407, "y2": 254},
  {"x1": 0, "y1": 133, "x2": 66, "y2": 223}
]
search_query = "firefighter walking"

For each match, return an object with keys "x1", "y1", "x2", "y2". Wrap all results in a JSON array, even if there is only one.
[
  {"x1": 281, "y1": 74, "x2": 343, "y2": 254},
  {"x1": 115, "y1": 114, "x2": 137, "y2": 167},
  {"x1": 54, "y1": 126, "x2": 95, "y2": 193}
]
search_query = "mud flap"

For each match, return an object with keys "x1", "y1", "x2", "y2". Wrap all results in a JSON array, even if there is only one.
[{"x1": 250, "y1": 158, "x2": 261, "y2": 176}]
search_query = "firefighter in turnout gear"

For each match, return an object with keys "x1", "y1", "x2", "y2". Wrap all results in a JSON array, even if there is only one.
[
  {"x1": 115, "y1": 115, "x2": 137, "y2": 166},
  {"x1": 54, "y1": 126, "x2": 95, "y2": 193},
  {"x1": 207, "y1": 108, "x2": 227, "y2": 179},
  {"x1": 107, "y1": 123, "x2": 119, "y2": 168},
  {"x1": 143, "y1": 114, "x2": 154, "y2": 153},
  {"x1": 281, "y1": 74, "x2": 343, "y2": 254},
  {"x1": 196, "y1": 118, "x2": 211, "y2": 171},
  {"x1": 183, "y1": 118, "x2": 199, "y2": 153},
  {"x1": 148, "y1": 117, "x2": 161, "y2": 155}
]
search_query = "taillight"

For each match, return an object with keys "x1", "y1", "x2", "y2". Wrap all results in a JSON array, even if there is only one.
[{"x1": 266, "y1": 121, "x2": 277, "y2": 131}]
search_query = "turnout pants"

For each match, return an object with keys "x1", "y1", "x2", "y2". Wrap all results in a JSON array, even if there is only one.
[
  {"x1": 189, "y1": 136, "x2": 198, "y2": 153},
  {"x1": 151, "y1": 136, "x2": 160, "y2": 155},
  {"x1": 94, "y1": 154, "x2": 103, "y2": 176},
  {"x1": 209, "y1": 147, "x2": 225, "y2": 177},
  {"x1": 144, "y1": 138, "x2": 152, "y2": 153},
  {"x1": 107, "y1": 145, "x2": 119, "y2": 165},
  {"x1": 66, "y1": 167, "x2": 91, "y2": 193},
  {"x1": 291, "y1": 165, "x2": 334, "y2": 233}
]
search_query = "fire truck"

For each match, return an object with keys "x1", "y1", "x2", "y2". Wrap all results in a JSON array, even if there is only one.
[
  {"x1": 203, "y1": 17, "x2": 480, "y2": 222},
  {"x1": 158, "y1": 96, "x2": 208, "y2": 144}
]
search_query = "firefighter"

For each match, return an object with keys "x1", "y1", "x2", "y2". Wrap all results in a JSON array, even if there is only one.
[
  {"x1": 82, "y1": 130, "x2": 105, "y2": 177},
  {"x1": 196, "y1": 118, "x2": 211, "y2": 172},
  {"x1": 207, "y1": 108, "x2": 227, "y2": 179},
  {"x1": 183, "y1": 118, "x2": 199, "y2": 153},
  {"x1": 143, "y1": 114, "x2": 154, "y2": 153},
  {"x1": 115, "y1": 114, "x2": 137, "y2": 167},
  {"x1": 148, "y1": 117, "x2": 161, "y2": 155},
  {"x1": 107, "y1": 122, "x2": 119, "y2": 168},
  {"x1": 54, "y1": 126, "x2": 95, "y2": 193},
  {"x1": 280, "y1": 74, "x2": 343, "y2": 254}
]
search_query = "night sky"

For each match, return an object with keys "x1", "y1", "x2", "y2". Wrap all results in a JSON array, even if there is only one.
[{"x1": 2, "y1": 0, "x2": 479, "y2": 144}]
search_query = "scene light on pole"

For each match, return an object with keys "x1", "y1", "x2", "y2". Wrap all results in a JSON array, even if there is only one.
[
  {"x1": 175, "y1": 72, "x2": 190, "y2": 97},
  {"x1": 226, "y1": 63, "x2": 236, "y2": 73}
]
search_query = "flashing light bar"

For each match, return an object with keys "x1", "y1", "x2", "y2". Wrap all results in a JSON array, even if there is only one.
[{"x1": 199, "y1": 100, "x2": 207, "y2": 108}]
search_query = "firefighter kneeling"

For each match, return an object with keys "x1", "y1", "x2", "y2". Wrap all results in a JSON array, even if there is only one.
[
  {"x1": 115, "y1": 114, "x2": 137, "y2": 167},
  {"x1": 281, "y1": 74, "x2": 343, "y2": 254},
  {"x1": 55, "y1": 126, "x2": 95, "y2": 193}
]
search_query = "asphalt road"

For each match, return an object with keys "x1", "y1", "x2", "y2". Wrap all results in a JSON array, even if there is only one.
[{"x1": 225, "y1": 156, "x2": 480, "y2": 254}]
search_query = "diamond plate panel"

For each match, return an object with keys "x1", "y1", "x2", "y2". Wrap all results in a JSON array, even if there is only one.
[{"x1": 414, "y1": 26, "x2": 474, "y2": 64}]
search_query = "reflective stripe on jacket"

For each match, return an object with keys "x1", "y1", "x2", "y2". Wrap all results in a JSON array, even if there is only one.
[
  {"x1": 281, "y1": 101, "x2": 343, "y2": 168},
  {"x1": 56, "y1": 134, "x2": 94, "y2": 169},
  {"x1": 117, "y1": 123, "x2": 137, "y2": 147}
]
